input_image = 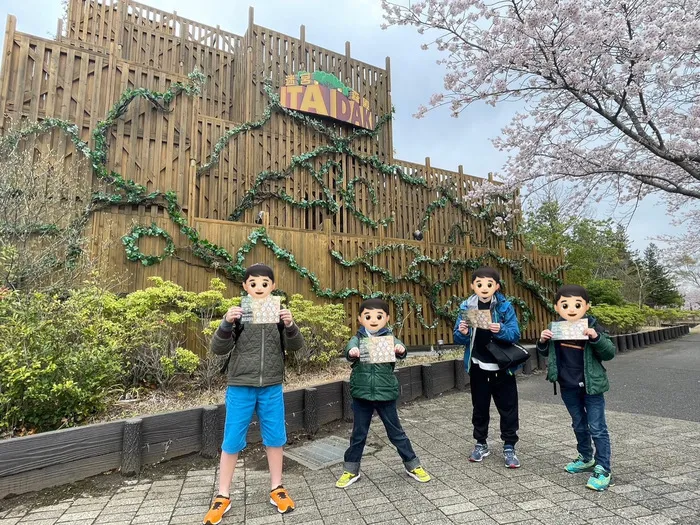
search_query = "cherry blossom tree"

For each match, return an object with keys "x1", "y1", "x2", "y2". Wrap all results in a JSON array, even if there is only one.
[{"x1": 381, "y1": 0, "x2": 700, "y2": 230}]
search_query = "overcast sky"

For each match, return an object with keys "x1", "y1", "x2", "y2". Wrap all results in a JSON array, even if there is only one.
[{"x1": 0, "y1": 0, "x2": 682, "y2": 251}]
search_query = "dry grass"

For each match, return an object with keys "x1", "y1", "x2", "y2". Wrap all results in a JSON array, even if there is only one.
[{"x1": 92, "y1": 349, "x2": 464, "y2": 423}]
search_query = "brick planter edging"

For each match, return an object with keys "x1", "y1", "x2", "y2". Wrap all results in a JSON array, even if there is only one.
[{"x1": 0, "y1": 325, "x2": 687, "y2": 499}]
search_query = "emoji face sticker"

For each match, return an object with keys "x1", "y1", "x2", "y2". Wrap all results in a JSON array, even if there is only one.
[
  {"x1": 358, "y1": 308, "x2": 389, "y2": 332},
  {"x1": 470, "y1": 277, "x2": 500, "y2": 301},
  {"x1": 555, "y1": 295, "x2": 590, "y2": 322},
  {"x1": 242, "y1": 274, "x2": 276, "y2": 300}
]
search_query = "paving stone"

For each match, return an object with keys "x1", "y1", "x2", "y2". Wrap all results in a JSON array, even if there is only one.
[{"x1": 488, "y1": 510, "x2": 532, "y2": 524}]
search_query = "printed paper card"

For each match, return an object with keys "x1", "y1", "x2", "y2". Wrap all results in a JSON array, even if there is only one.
[
  {"x1": 359, "y1": 336, "x2": 396, "y2": 364},
  {"x1": 461, "y1": 308, "x2": 492, "y2": 329},
  {"x1": 240, "y1": 295, "x2": 281, "y2": 324},
  {"x1": 550, "y1": 319, "x2": 589, "y2": 340}
]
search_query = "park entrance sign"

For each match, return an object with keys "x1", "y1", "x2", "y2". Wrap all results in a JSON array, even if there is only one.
[{"x1": 280, "y1": 71, "x2": 375, "y2": 130}]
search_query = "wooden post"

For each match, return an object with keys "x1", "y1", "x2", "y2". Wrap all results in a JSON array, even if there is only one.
[
  {"x1": 200, "y1": 406, "x2": 219, "y2": 459},
  {"x1": 344, "y1": 41, "x2": 351, "y2": 83},
  {"x1": 342, "y1": 380, "x2": 353, "y2": 422},
  {"x1": 56, "y1": 18, "x2": 64, "y2": 40},
  {"x1": 0, "y1": 15, "x2": 17, "y2": 128},
  {"x1": 188, "y1": 159, "x2": 197, "y2": 226},
  {"x1": 299, "y1": 25, "x2": 306, "y2": 69},
  {"x1": 121, "y1": 418, "x2": 142, "y2": 476},
  {"x1": 323, "y1": 218, "x2": 333, "y2": 285},
  {"x1": 454, "y1": 359, "x2": 467, "y2": 391},
  {"x1": 304, "y1": 388, "x2": 319, "y2": 434},
  {"x1": 421, "y1": 364, "x2": 435, "y2": 399}
]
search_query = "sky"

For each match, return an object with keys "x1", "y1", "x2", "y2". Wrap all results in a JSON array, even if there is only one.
[{"x1": 0, "y1": 0, "x2": 682, "y2": 252}]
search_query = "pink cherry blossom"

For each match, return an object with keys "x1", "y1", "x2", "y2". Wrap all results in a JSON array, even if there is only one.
[{"x1": 382, "y1": 0, "x2": 700, "y2": 238}]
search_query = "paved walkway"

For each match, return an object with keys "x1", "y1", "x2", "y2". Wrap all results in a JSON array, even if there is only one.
[
  {"x1": 520, "y1": 333, "x2": 700, "y2": 422},
  {"x1": 1, "y1": 391, "x2": 699, "y2": 525}
]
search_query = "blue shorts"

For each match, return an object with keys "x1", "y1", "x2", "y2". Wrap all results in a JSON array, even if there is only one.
[{"x1": 222, "y1": 384, "x2": 286, "y2": 454}]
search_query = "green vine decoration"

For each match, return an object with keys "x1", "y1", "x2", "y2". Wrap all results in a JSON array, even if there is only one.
[
  {"x1": 1, "y1": 69, "x2": 564, "y2": 332},
  {"x1": 195, "y1": 82, "x2": 511, "y2": 240},
  {"x1": 122, "y1": 223, "x2": 176, "y2": 266}
]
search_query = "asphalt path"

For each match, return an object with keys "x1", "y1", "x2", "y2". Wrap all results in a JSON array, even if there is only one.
[{"x1": 518, "y1": 332, "x2": 700, "y2": 422}]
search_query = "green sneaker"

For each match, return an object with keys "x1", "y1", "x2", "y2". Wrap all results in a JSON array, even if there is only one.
[
  {"x1": 405, "y1": 465, "x2": 431, "y2": 483},
  {"x1": 586, "y1": 465, "x2": 613, "y2": 491},
  {"x1": 335, "y1": 471, "x2": 360, "y2": 488},
  {"x1": 565, "y1": 454, "x2": 596, "y2": 474}
]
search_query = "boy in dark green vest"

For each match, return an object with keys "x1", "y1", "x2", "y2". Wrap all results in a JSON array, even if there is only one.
[
  {"x1": 335, "y1": 298, "x2": 431, "y2": 488},
  {"x1": 537, "y1": 284, "x2": 616, "y2": 491}
]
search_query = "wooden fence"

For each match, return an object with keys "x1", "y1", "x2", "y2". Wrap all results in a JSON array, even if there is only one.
[
  {"x1": 0, "y1": 324, "x2": 689, "y2": 498},
  {"x1": 0, "y1": 0, "x2": 563, "y2": 346}
]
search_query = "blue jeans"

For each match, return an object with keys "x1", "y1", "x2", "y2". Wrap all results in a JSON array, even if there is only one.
[
  {"x1": 560, "y1": 387, "x2": 611, "y2": 472},
  {"x1": 343, "y1": 398, "x2": 420, "y2": 475}
]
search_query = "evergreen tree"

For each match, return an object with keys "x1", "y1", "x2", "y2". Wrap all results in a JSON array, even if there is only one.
[{"x1": 643, "y1": 244, "x2": 684, "y2": 308}]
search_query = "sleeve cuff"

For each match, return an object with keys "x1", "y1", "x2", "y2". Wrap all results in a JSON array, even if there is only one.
[{"x1": 219, "y1": 318, "x2": 234, "y2": 332}]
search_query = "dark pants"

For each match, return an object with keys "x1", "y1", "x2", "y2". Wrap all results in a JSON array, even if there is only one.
[
  {"x1": 560, "y1": 387, "x2": 611, "y2": 472},
  {"x1": 343, "y1": 398, "x2": 420, "y2": 475},
  {"x1": 469, "y1": 365, "x2": 519, "y2": 446}
]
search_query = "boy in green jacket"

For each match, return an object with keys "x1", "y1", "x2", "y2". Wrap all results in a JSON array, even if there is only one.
[
  {"x1": 537, "y1": 285, "x2": 616, "y2": 491},
  {"x1": 335, "y1": 298, "x2": 431, "y2": 488}
]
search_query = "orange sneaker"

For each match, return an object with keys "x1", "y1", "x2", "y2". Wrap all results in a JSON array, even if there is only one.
[
  {"x1": 269, "y1": 485, "x2": 295, "y2": 514},
  {"x1": 203, "y1": 494, "x2": 231, "y2": 525}
]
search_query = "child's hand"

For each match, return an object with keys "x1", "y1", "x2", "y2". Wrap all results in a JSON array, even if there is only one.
[
  {"x1": 279, "y1": 309, "x2": 294, "y2": 327},
  {"x1": 584, "y1": 327, "x2": 598, "y2": 340},
  {"x1": 458, "y1": 321, "x2": 469, "y2": 335},
  {"x1": 394, "y1": 344, "x2": 406, "y2": 356},
  {"x1": 225, "y1": 306, "x2": 243, "y2": 323},
  {"x1": 539, "y1": 329, "x2": 553, "y2": 343},
  {"x1": 489, "y1": 323, "x2": 501, "y2": 333},
  {"x1": 348, "y1": 347, "x2": 360, "y2": 358}
]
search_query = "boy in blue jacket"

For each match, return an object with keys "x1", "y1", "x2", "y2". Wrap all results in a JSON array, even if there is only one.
[{"x1": 453, "y1": 267, "x2": 522, "y2": 468}]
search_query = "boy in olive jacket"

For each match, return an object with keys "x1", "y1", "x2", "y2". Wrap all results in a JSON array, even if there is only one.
[
  {"x1": 335, "y1": 298, "x2": 431, "y2": 488},
  {"x1": 203, "y1": 264, "x2": 305, "y2": 525},
  {"x1": 537, "y1": 284, "x2": 616, "y2": 491}
]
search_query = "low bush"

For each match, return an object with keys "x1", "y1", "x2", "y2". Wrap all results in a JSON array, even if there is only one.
[
  {"x1": 0, "y1": 277, "x2": 354, "y2": 433},
  {"x1": 0, "y1": 288, "x2": 123, "y2": 433},
  {"x1": 285, "y1": 294, "x2": 350, "y2": 374},
  {"x1": 590, "y1": 304, "x2": 647, "y2": 334}
]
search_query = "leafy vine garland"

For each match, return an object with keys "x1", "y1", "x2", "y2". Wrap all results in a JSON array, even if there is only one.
[
  {"x1": 122, "y1": 223, "x2": 176, "y2": 266},
  {"x1": 1, "y1": 71, "x2": 563, "y2": 330}
]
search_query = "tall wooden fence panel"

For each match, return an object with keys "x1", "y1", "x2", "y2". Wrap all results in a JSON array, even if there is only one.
[{"x1": 0, "y1": 0, "x2": 565, "y2": 348}]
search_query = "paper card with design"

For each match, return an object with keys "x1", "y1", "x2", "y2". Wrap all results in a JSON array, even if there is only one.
[
  {"x1": 461, "y1": 309, "x2": 492, "y2": 329},
  {"x1": 359, "y1": 336, "x2": 396, "y2": 364},
  {"x1": 550, "y1": 319, "x2": 589, "y2": 340},
  {"x1": 240, "y1": 295, "x2": 281, "y2": 324}
]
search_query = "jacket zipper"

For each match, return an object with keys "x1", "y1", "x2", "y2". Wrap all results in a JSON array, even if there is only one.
[{"x1": 260, "y1": 325, "x2": 265, "y2": 386}]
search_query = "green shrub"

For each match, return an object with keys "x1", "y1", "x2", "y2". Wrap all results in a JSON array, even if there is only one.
[
  {"x1": 285, "y1": 294, "x2": 351, "y2": 373},
  {"x1": 590, "y1": 304, "x2": 647, "y2": 334},
  {"x1": 109, "y1": 277, "x2": 235, "y2": 387},
  {"x1": 586, "y1": 279, "x2": 625, "y2": 306},
  {"x1": 0, "y1": 288, "x2": 124, "y2": 433}
]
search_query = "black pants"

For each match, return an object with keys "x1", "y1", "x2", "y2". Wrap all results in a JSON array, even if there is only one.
[
  {"x1": 469, "y1": 365, "x2": 519, "y2": 446},
  {"x1": 343, "y1": 398, "x2": 420, "y2": 475}
]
